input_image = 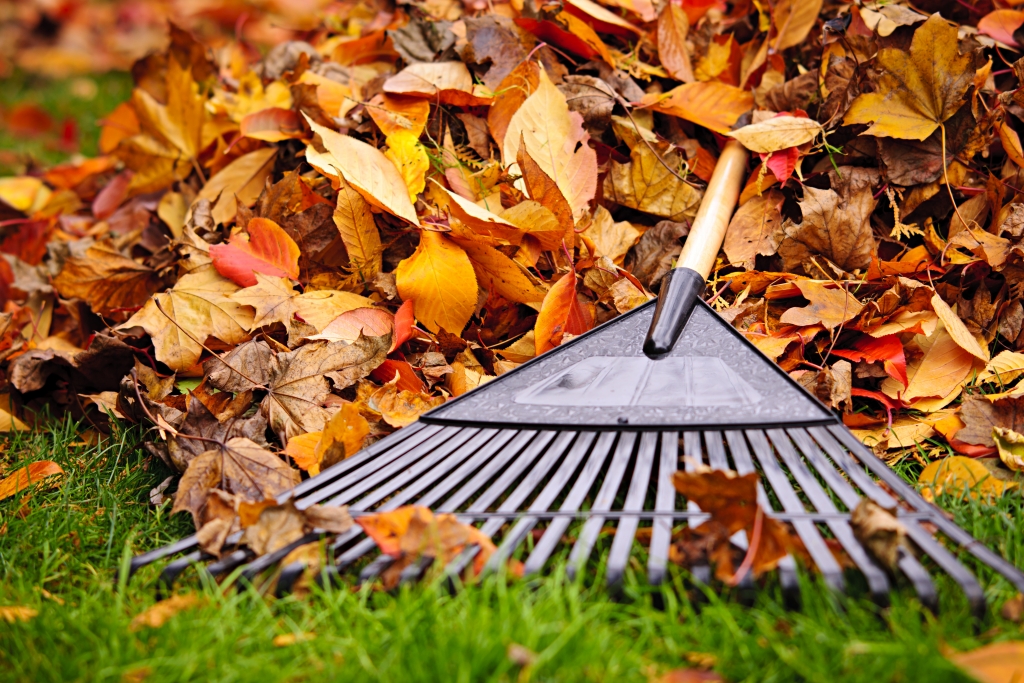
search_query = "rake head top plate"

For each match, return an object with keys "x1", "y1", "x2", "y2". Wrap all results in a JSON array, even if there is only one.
[{"x1": 424, "y1": 300, "x2": 833, "y2": 429}]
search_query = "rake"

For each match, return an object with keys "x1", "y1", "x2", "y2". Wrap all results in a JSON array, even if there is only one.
[{"x1": 128, "y1": 140, "x2": 1024, "y2": 615}]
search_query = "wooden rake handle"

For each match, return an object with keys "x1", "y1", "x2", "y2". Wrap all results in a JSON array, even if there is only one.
[{"x1": 643, "y1": 139, "x2": 749, "y2": 358}]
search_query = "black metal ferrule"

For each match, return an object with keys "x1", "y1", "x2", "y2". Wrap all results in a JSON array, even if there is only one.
[{"x1": 643, "y1": 267, "x2": 705, "y2": 359}]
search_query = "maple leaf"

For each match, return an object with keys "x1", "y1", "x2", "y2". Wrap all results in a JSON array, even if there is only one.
[
  {"x1": 723, "y1": 189, "x2": 784, "y2": 270},
  {"x1": 52, "y1": 241, "x2": 163, "y2": 315},
  {"x1": 194, "y1": 147, "x2": 278, "y2": 226},
  {"x1": 395, "y1": 230, "x2": 478, "y2": 335},
  {"x1": 603, "y1": 144, "x2": 702, "y2": 222},
  {"x1": 171, "y1": 437, "x2": 300, "y2": 527},
  {"x1": 641, "y1": 81, "x2": 753, "y2": 135},
  {"x1": 844, "y1": 14, "x2": 974, "y2": 141},
  {"x1": 230, "y1": 274, "x2": 373, "y2": 334},
  {"x1": 210, "y1": 217, "x2": 301, "y2": 287},
  {"x1": 118, "y1": 268, "x2": 254, "y2": 372},
  {"x1": 207, "y1": 336, "x2": 390, "y2": 443},
  {"x1": 779, "y1": 280, "x2": 864, "y2": 331}
]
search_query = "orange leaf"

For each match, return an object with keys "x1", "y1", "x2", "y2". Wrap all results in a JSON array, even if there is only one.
[
  {"x1": 657, "y1": 4, "x2": 694, "y2": 82},
  {"x1": 534, "y1": 271, "x2": 594, "y2": 355},
  {"x1": 0, "y1": 460, "x2": 65, "y2": 502},
  {"x1": 210, "y1": 217, "x2": 301, "y2": 287},
  {"x1": 641, "y1": 81, "x2": 753, "y2": 134},
  {"x1": 393, "y1": 300, "x2": 416, "y2": 349},
  {"x1": 240, "y1": 108, "x2": 303, "y2": 142},
  {"x1": 356, "y1": 506, "x2": 419, "y2": 557},
  {"x1": 395, "y1": 231, "x2": 478, "y2": 335},
  {"x1": 978, "y1": 10, "x2": 1024, "y2": 48},
  {"x1": 371, "y1": 359, "x2": 427, "y2": 393}
]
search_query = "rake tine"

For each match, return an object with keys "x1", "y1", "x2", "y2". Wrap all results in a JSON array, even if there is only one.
[
  {"x1": 704, "y1": 431, "x2": 756, "y2": 598},
  {"x1": 647, "y1": 431, "x2": 678, "y2": 589},
  {"x1": 523, "y1": 432, "x2": 616, "y2": 576},
  {"x1": 606, "y1": 432, "x2": 658, "y2": 591},
  {"x1": 441, "y1": 431, "x2": 578, "y2": 581},
  {"x1": 769, "y1": 430, "x2": 890, "y2": 604},
  {"x1": 746, "y1": 430, "x2": 845, "y2": 594},
  {"x1": 484, "y1": 432, "x2": 597, "y2": 575},
  {"x1": 827, "y1": 426, "x2": 1024, "y2": 595},
  {"x1": 126, "y1": 534, "x2": 211, "y2": 580},
  {"x1": 566, "y1": 433, "x2": 637, "y2": 581},
  {"x1": 791, "y1": 428, "x2": 937, "y2": 611},
  {"x1": 681, "y1": 432, "x2": 712, "y2": 587},
  {"x1": 157, "y1": 551, "x2": 209, "y2": 598}
]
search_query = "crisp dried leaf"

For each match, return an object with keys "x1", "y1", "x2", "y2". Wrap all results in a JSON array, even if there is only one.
[
  {"x1": 918, "y1": 455, "x2": 1017, "y2": 502},
  {"x1": 503, "y1": 69, "x2": 598, "y2": 221},
  {"x1": 395, "y1": 230, "x2": 478, "y2": 335},
  {"x1": 230, "y1": 275, "x2": 373, "y2": 332},
  {"x1": 195, "y1": 147, "x2": 277, "y2": 226},
  {"x1": 52, "y1": 241, "x2": 162, "y2": 315},
  {"x1": 603, "y1": 144, "x2": 702, "y2": 222},
  {"x1": 210, "y1": 217, "x2": 301, "y2": 288},
  {"x1": 657, "y1": 5, "x2": 694, "y2": 82},
  {"x1": 778, "y1": 281, "x2": 864, "y2": 330},
  {"x1": 727, "y1": 116, "x2": 822, "y2": 154},
  {"x1": 642, "y1": 81, "x2": 753, "y2": 134},
  {"x1": 724, "y1": 189, "x2": 783, "y2": 269},
  {"x1": 772, "y1": 0, "x2": 823, "y2": 51},
  {"x1": 992, "y1": 427, "x2": 1024, "y2": 472},
  {"x1": 333, "y1": 176, "x2": 382, "y2": 281},
  {"x1": 119, "y1": 268, "x2": 254, "y2": 372},
  {"x1": 844, "y1": 14, "x2": 973, "y2": 140},
  {"x1": 881, "y1": 323, "x2": 975, "y2": 403},
  {"x1": 931, "y1": 293, "x2": 989, "y2": 361},
  {"x1": 0, "y1": 460, "x2": 64, "y2": 501}
]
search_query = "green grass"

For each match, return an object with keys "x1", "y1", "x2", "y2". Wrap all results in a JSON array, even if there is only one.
[
  {"x1": 0, "y1": 419, "x2": 1022, "y2": 683},
  {"x1": 0, "y1": 71, "x2": 133, "y2": 173}
]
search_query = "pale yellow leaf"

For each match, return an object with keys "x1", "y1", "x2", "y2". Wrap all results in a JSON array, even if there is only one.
[
  {"x1": 931, "y1": 293, "x2": 989, "y2": 361},
  {"x1": 726, "y1": 116, "x2": 822, "y2": 154}
]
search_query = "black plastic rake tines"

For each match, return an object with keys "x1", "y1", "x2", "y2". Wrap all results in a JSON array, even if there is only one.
[{"x1": 129, "y1": 420, "x2": 1024, "y2": 615}]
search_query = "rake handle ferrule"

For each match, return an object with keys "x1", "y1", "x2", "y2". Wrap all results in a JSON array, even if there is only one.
[{"x1": 644, "y1": 139, "x2": 749, "y2": 359}]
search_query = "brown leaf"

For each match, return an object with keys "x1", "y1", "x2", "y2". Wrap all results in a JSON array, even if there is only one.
[
  {"x1": 777, "y1": 168, "x2": 878, "y2": 274},
  {"x1": 333, "y1": 176, "x2": 382, "y2": 282},
  {"x1": 724, "y1": 189, "x2": 784, "y2": 269},
  {"x1": 626, "y1": 220, "x2": 689, "y2": 289},
  {"x1": 129, "y1": 594, "x2": 204, "y2": 632},
  {"x1": 657, "y1": 4, "x2": 694, "y2": 82},
  {"x1": 959, "y1": 396, "x2": 1024, "y2": 447},
  {"x1": 52, "y1": 242, "x2": 162, "y2": 315},
  {"x1": 850, "y1": 499, "x2": 907, "y2": 570}
]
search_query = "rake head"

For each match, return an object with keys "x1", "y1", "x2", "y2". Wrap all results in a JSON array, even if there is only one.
[{"x1": 127, "y1": 301, "x2": 1024, "y2": 614}]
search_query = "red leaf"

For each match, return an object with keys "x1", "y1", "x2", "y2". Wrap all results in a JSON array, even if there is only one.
[
  {"x1": 393, "y1": 299, "x2": 416, "y2": 349},
  {"x1": 210, "y1": 217, "x2": 301, "y2": 287},
  {"x1": 850, "y1": 387, "x2": 902, "y2": 411},
  {"x1": 831, "y1": 334, "x2": 908, "y2": 388},
  {"x1": 978, "y1": 9, "x2": 1024, "y2": 48},
  {"x1": 371, "y1": 358, "x2": 426, "y2": 393},
  {"x1": 91, "y1": 170, "x2": 132, "y2": 220},
  {"x1": 514, "y1": 17, "x2": 603, "y2": 61},
  {"x1": 761, "y1": 147, "x2": 799, "y2": 182},
  {"x1": 1, "y1": 219, "x2": 51, "y2": 266}
]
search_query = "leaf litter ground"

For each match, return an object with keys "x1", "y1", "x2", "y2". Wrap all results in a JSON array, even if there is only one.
[{"x1": 3, "y1": 0, "x2": 1024, "y2": 679}]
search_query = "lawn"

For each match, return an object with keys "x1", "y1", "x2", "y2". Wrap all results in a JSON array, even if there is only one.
[{"x1": 0, "y1": 418, "x2": 1022, "y2": 683}]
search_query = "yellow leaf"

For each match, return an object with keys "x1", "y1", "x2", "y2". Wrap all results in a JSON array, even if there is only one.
[
  {"x1": 0, "y1": 606, "x2": 38, "y2": 623},
  {"x1": 978, "y1": 350, "x2": 1024, "y2": 386},
  {"x1": 452, "y1": 237, "x2": 546, "y2": 305},
  {"x1": 585, "y1": 206, "x2": 642, "y2": 265},
  {"x1": 366, "y1": 93, "x2": 430, "y2": 139},
  {"x1": 129, "y1": 595, "x2": 205, "y2": 632},
  {"x1": 726, "y1": 116, "x2": 822, "y2": 154},
  {"x1": 881, "y1": 323, "x2": 976, "y2": 403},
  {"x1": 195, "y1": 147, "x2": 278, "y2": 226},
  {"x1": 843, "y1": 14, "x2": 973, "y2": 140},
  {"x1": 930, "y1": 293, "x2": 989, "y2": 361},
  {"x1": 603, "y1": 144, "x2": 702, "y2": 221},
  {"x1": 333, "y1": 177, "x2": 382, "y2": 282},
  {"x1": 273, "y1": 632, "x2": 316, "y2": 647},
  {"x1": 993, "y1": 427, "x2": 1024, "y2": 472},
  {"x1": 502, "y1": 69, "x2": 598, "y2": 221},
  {"x1": 947, "y1": 641, "x2": 1024, "y2": 683},
  {"x1": 385, "y1": 132, "x2": 430, "y2": 204},
  {"x1": 305, "y1": 117, "x2": 420, "y2": 226},
  {"x1": 314, "y1": 402, "x2": 370, "y2": 471},
  {"x1": 283, "y1": 432, "x2": 321, "y2": 473},
  {"x1": 641, "y1": 81, "x2": 753, "y2": 134},
  {"x1": 395, "y1": 231, "x2": 478, "y2": 334},
  {"x1": 772, "y1": 0, "x2": 823, "y2": 51},
  {"x1": 119, "y1": 267, "x2": 254, "y2": 372},
  {"x1": 0, "y1": 408, "x2": 28, "y2": 432},
  {"x1": 918, "y1": 455, "x2": 1017, "y2": 503},
  {"x1": 0, "y1": 176, "x2": 49, "y2": 213},
  {"x1": 778, "y1": 280, "x2": 863, "y2": 331}
]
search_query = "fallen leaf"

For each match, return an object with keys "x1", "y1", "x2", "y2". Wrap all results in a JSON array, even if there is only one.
[
  {"x1": 844, "y1": 14, "x2": 973, "y2": 140},
  {"x1": 0, "y1": 606, "x2": 38, "y2": 623},
  {"x1": 881, "y1": 323, "x2": 975, "y2": 404},
  {"x1": 830, "y1": 334, "x2": 908, "y2": 388},
  {"x1": 959, "y1": 396, "x2": 1024, "y2": 447},
  {"x1": 779, "y1": 280, "x2": 864, "y2": 330},
  {"x1": 503, "y1": 69, "x2": 598, "y2": 221},
  {"x1": 333, "y1": 176, "x2": 382, "y2": 282},
  {"x1": 603, "y1": 144, "x2": 702, "y2": 222},
  {"x1": 993, "y1": 427, "x2": 1024, "y2": 472},
  {"x1": 727, "y1": 115, "x2": 822, "y2": 154},
  {"x1": 657, "y1": 5, "x2": 694, "y2": 82},
  {"x1": 724, "y1": 189, "x2": 784, "y2": 269},
  {"x1": 931, "y1": 293, "x2": 990, "y2": 362},
  {"x1": 947, "y1": 641, "x2": 1024, "y2": 683},
  {"x1": 119, "y1": 268, "x2": 254, "y2": 372},
  {"x1": 53, "y1": 241, "x2": 163, "y2": 315},
  {"x1": 210, "y1": 218, "x2": 301, "y2": 288},
  {"x1": 194, "y1": 147, "x2": 277, "y2": 227},
  {"x1": 918, "y1": 455, "x2": 1017, "y2": 503},
  {"x1": 395, "y1": 230, "x2": 478, "y2": 335},
  {"x1": 535, "y1": 271, "x2": 594, "y2": 354},
  {"x1": 642, "y1": 81, "x2": 753, "y2": 134},
  {"x1": 850, "y1": 499, "x2": 907, "y2": 570},
  {"x1": 384, "y1": 62, "x2": 491, "y2": 106},
  {"x1": 0, "y1": 460, "x2": 64, "y2": 502},
  {"x1": 129, "y1": 594, "x2": 204, "y2": 632},
  {"x1": 230, "y1": 275, "x2": 373, "y2": 334},
  {"x1": 370, "y1": 383, "x2": 446, "y2": 428},
  {"x1": 772, "y1": 0, "x2": 823, "y2": 51}
]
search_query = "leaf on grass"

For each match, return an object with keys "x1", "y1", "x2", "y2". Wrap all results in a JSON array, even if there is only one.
[
  {"x1": 119, "y1": 268, "x2": 254, "y2": 372},
  {"x1": 53, "y1": 241, "x2": 163, "y2": 315},
  {"x1": 843, "y1": 14, "x2": 973, "y2": 141},
  {"x1": 503, "y1": 69, "x2": 598, "y2": 221},
  {"x1": 305, "y1": 117, "x2": 420, "y2": 227},
  {"x1": 0, "y1": 606, "x2": 38, "y2": 623},
  {"x1": 992, "y1": 427, "x2": 1024, "y2": 472},
  {"x1": 172, "y1": 437, "x2": 300, "y2": 526},
  {"x1": 0, "y1": 460, "x2": 64, "y2": 501},
  {"x1": 918, "y1": 455, "x2": 1017, "y2": 503},
  {"x1": 930, "y1": 293, "x2": 990, "y2": 361},
  {"x1": 947, "y1": 641, "x2": 1024, "y2": 683},
  {"x1": 779, "y1": 281, "x2": 864, "y2": 330},
  {"x1": 395, "y1": 231, "x2": 478, "y2": 335},
  {"x1": 129, "y1": 594, "x2": 204, "y2": 632},
  {"x1": 210, "y1": 217, "x2": 301, "y2": 288}
]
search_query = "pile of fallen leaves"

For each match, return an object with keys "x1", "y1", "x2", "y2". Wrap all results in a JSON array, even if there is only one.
[{"x1": 4, "y1": 0, "x2": 1024, "y2": 582}]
